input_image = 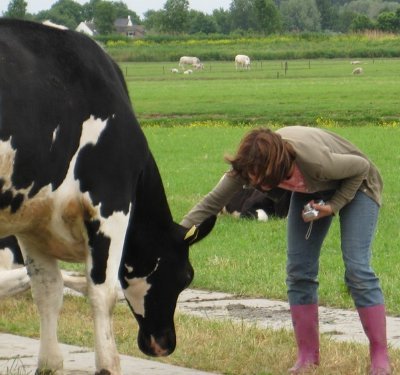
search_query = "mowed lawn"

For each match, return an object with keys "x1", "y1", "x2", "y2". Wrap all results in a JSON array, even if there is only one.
[
  {"x1": 122, "y1": 58, "x2": 400, "y2": 126},
  {"x1": 143, "y1": 125, "x2": 400, "y2": 315}
]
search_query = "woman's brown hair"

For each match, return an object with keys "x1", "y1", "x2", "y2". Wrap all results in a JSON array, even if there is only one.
[{"x1": 225, "y1": 128, "x2": 296, "y2": 188}]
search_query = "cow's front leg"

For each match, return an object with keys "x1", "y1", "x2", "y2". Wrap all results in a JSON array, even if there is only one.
[
  {"x1": 22, "y1": 247, "x2": 64, "y2": 374},
  {"x1": 87, "y1": 279, "x2": 120, "y2": 375},
  {"x1": 85, "y1": 213, "x2": 129, "y2": 375}
]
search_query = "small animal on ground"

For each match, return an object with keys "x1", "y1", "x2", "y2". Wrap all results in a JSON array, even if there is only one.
[
  {"x1": 223, "y1": 187, "x2": 291, "y2": 221},
  {"x1": 352, "y1": 67, "x2": 363, "y2": 75}
]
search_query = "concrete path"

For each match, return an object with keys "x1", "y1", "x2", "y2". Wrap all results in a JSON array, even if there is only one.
[
  {"x1": 0, "y1": 332, "x2": 219, "y2": 374},
  {"x1": 178, "y1": 289, "x2": 400, "y2": 348}
]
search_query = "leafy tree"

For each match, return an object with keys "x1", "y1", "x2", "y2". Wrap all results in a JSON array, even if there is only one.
[
  {"x1": 81, "y1": 0, "x2": 101, "y2": 21},
  {"x1": 280, "y1": 0, "x2": 321, "y2": 32},
  {"x1": 351, "y1": 13, "x2": 375, "y2": 30},
  {"x1": 336, "y1": 8, "x2": 358, "y2": 32},
  {"x1": 143, "y1": 9, "x2": 164, "y2": 32},
  {"x1": 50, "y1": 0, "x2": 83, "y2": 27},
  {"x1": 94, "y1": 0, "x2": 116, "y2": 34},
  {"x1": 162, "y1": 0, "x2": 190, "y2": 33},
  {"x1": 316, "y1": 0, "x2": 339, "y2": 30},
  {"x1": 212, "y1": 7, "x2": 232, "y2": 34},
  {"x1": 230, "y1": 0, "x2": 257, "y2": 31},
  {"x1": 376, "y1": 10, "x2": 398, "y2": 31},
  {"x1": 343, "y1": 0, "x2": 399, "y2": 20},
  {"x1": 33, "y1": 0, "x2": 83, "y2": 29},
  {"x1": 188, "y1": 10, "x2": 217, "y2": 34},
  {"x1": 111, "y1": 1, "x2": 140, "y2": 23},
  {"x1": 4, "y1": 0, "x2": 27, "y2": 19},
  {"x1": 254, "y1": 0, "x2": 282, "y2": 34}
]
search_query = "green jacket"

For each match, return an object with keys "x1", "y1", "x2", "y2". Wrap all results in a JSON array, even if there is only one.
[{"x1": 181, "y1": 126, "x2": 382, "y2": 228}]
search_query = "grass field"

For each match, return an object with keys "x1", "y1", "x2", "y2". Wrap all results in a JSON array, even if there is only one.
[
  {"x1": 142, "y1": 125, "x2": 400, "y2": 314},
  {"x1": 121, "y1": 58, "x2": 400, "y2": 126},
  {"x1": 1, "y1": 58, "x2": 400, "y2": 374}
]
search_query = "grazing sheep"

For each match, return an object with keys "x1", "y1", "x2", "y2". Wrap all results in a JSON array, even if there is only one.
[
  {"x1": 351, "y1": 60, "x2": 361, "y2": 65},
  {"x1": 183, "y1": 69, "x2": 193, "y2": 75},
  {"x1": 171, "y1": 68, "x2": 179, "y2": 73},
  {"x1": 352, "y1": 67, "x2": 363, "y2": 75},
  {"x1": 194, "y1": 63, "x2": 204, "y2": 70},
  {"x1": 179, "y1": 56, "x2": 201, "y2": 69},
  {"x1": 235, "y1": 54, "x2": 251, "y2": 70}
]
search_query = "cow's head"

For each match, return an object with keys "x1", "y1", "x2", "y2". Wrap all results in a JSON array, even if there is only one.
[{"x1": 120, "y1": 215, "x2": 216, "y2": 357}]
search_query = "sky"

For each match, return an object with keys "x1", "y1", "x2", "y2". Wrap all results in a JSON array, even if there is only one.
[{"x1": 0, "y1": 0, "x2": 232, "y2": 17}]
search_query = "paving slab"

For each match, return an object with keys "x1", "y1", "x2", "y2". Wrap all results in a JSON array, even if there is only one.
[
  {"x1": 0, "y1": 333, "x2": 219, "y2": 375},
  {"x1": 177, "y1": 289, "x2": 400, "y2": 349}
]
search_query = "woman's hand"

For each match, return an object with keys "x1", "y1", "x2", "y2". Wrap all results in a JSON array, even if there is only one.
[{"x1": 302, "y1": 201, "x2": 333, "y2": 222}]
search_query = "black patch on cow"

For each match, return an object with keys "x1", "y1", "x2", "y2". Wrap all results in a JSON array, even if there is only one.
[
  {"x1": 0, "y1": 235, "x2": 24, "y2": 265},
  {"x1": 0, "y1": 190, "x2": 13, "y2": 209},
  {"x1": 11, "y1": 193, "x2": 24, "y2": 213},
  {"x1": 0, "y1": 187, "x2": 24, "y2": 213},
  {"x1": 0, "y1": 19, "x2": 145, "y2": 218},
  {"x1": 85, "y1": 219, "x2": 111, "y2": 285}
]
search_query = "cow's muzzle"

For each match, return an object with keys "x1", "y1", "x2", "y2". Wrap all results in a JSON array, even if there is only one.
[{"x1": 137, "y1": 328, "x2": 176, "y2": 357}]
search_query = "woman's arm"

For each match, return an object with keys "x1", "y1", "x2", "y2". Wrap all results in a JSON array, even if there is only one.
[{"x1": 180, "y1": 173, "x2": 244, "y2": 228}]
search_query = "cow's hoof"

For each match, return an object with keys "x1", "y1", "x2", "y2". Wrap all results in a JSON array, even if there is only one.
[{"x1": 95, "y1": 370, "x2": 111, "y2": 375}]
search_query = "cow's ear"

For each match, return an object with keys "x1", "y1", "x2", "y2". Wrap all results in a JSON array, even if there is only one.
[{"x1": 184, "y1": 215, "x2": 216, "y2": 245}]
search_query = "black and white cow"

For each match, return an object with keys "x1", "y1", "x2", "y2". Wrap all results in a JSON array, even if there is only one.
[
  {"x1": 223, "y1": 187, "x2": 291, "y2": 221},
  {"x1": 0, "y1": 19, "x2": 215, "y2": 375}
]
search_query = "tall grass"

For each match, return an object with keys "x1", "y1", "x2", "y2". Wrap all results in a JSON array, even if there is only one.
[{"x1": 105, "y1": 32, "x2": 400, "y2": 62}]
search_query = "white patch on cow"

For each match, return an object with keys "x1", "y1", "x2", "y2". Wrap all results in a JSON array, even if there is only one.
[
  {"x1": 98, "y1": 209, "x2": 131, "y2": 281},
  {"x1": 256, "y1": 209, "x2": 268, "y2": 222},
  {"x1": 80, "y1": 115, "x2": 108, "y2": 147},
  {"x1": 124, "y1": 277, "x2": 151, "y2": 316},
  {"x1": 34, "y1": 115, "x2": 110, "y2": 261},
  {"x1": 124, "y1": 258, "x2": 161, "y2": 317},
  {"x1": 0, "y1": 267, "x2": 30, "y2": 297},
  {"x1": 0, "y1": 248, "x2": 14, "y2": 270},
  {"x1": 125, "y1": 264, "x2": 133, "y2": 273},
  {"x1": 51, "y1": 126, "x2": 60, "y2": 145},
  {"x1": 0, "y1": 138, "x2": 17, "y2": 191}
]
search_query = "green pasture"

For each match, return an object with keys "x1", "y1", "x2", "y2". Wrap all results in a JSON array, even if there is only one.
[
  {"x1": 143, "y1": 125, "x2": 400, "y2": 315},
  {"x1": 121, "y1": 58, "x2": 400, "y2": 126}
]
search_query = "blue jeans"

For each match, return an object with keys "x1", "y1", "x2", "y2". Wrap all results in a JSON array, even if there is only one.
[{"x1": 286, "y1": 190, "x2": 384, "y2": 308}]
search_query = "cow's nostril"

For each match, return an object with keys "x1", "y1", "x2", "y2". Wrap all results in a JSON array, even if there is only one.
[{"x1": 138, "y1": 329, "x2": 176, "y2": 357}]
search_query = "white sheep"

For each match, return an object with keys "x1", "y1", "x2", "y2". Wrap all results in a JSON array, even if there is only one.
[
  {"x1": 235, "y1": 54, "x2": 251, "y2": 70},
  {"x1": 179, "y1": 56, "x2": 201, "y2": 69},
  {"x1": 352, "y1": 67, "x2": 363, "y2": 75},
  {"x1": 183, "y1": 69, "x2": 193, "y2": 75},
  {"x1": 171, "y1": 68, "x2": 179, "y2": 73}
]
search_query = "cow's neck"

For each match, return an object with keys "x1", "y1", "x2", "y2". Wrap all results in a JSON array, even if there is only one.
[{"x1": 134, "y1": 152, "x2": 173, "y2": 228}]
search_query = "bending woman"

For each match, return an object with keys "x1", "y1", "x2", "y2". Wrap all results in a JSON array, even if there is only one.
[{"x1": 181, "y1": 126, "x2": 389, "y2": 375}]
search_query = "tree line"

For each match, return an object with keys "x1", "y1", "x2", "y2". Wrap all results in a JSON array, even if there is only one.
[{"x1": 3, "y1": 0, "x2": 400, "y2": 35}]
